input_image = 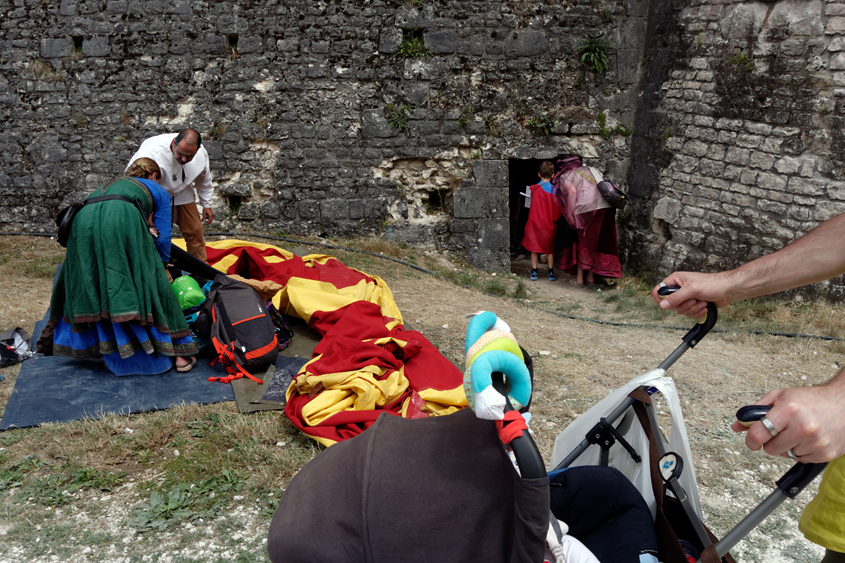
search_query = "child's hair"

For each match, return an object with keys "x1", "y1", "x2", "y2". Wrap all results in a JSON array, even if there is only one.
[{"x1": 538, "y1": 161, "x2": 555, "y2": 179}]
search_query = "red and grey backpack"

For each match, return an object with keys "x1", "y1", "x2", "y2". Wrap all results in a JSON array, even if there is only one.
[{"x1": 194, "y1": 275, "x2": 279, "y2": 384}]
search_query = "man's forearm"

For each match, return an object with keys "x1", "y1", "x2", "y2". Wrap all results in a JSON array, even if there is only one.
[{"x1": 723, "y1": 213, "x2": 845, "y2": 302}]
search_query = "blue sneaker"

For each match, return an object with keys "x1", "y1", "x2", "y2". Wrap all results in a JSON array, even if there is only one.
[
  {"x1": 530, "y1": 269, "x2": 538, "y2": 281},
  {"x1": 548, "y1": 270, "x2": 556, "y2": 281}
]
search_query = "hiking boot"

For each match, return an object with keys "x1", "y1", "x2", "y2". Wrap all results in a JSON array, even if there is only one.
[
  {"x1": 548, "y1": 269, "x2": 556, "y2": 281},
  {"x1": 530, "y1": 269, "x2": 538, "y2": 281}
]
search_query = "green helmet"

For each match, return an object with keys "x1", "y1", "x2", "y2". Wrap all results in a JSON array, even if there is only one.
[{"x1": 172, "y1": 275, "x2": 205, "y2": 309}]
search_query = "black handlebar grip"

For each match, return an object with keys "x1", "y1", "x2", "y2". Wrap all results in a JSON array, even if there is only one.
[
  {"x1": 736, "y1": 405, "x2": 773, "y2": 426},
  {"x1": 657, "y1": 284, "x2": 718, "y2": 346}
]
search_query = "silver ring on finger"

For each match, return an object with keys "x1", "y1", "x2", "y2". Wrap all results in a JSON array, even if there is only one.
[
  {"x1": 787, "y1": 448, "x2": 797, "y2": 460},
  {"x1": 760, "y1": 416, "x2": 778, "y2": 437}
]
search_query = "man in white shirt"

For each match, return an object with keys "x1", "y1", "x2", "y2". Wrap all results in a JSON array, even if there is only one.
[{"x1": 127, "y1": 128, "x2": 214, "y2": 263}]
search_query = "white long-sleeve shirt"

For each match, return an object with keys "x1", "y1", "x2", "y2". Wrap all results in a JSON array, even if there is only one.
[{"x1": 127, "y1": 133, "x2": 214, "y2": 208}]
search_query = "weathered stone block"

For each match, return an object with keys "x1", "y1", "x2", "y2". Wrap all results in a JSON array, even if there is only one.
[
  {"x1": 40, "y1": 38, "x2": 71, "y2": 58},
  {"x1": 739, "y1": 169, "x2": 758, "y2": 185},
  {"x1": 60, "y1": 0, "x2": 77, "y2": 16},
  {"x1": 321, "y1": 199, "x2": 349, "y2": 220},
  {"x1": 749, "y1": 151, "x2": 774, "y2": 170},
  {"x1": 218, "y1": 183, "x2": 252, "y2": 197},
  {"x1": 814, "y1": 202, "x2": 845, "y2": 222},
  {"x1": 735, "y1": 133, "x2": 762, "y2": 149},
  {"x1": 239, "y1": 36, "x2": 263, "y2": 54},
  {"x1": 503, "y1": 30, "x2": 548, "y2": 58},
  {"x1": 424, "y1": 30, "x2": 457, "y2": 54},
  {"x1": 478, "y1": 217, "x2": 509, "y2": 249},
  {"x1": 457, "y1": 41, "x2": 483, "y2": 56},
  {"x1": 774, "y1": 156, "x2": 801, "y2": 175},
  {"x1": 757, "y1": 172, "x2": 788, "y2": 190},
  {"x1": 466, "y1": 247, "x2": 509, "y2": 272},
  {"x1": 757, "y1": 200, "x2": 787, "y2": 214},
  {"x1": 725, "y1": 147, "x2": 750, "y2": 165},
  {"x1": 205, "y1": 35, "x2": 228, "y2": 55},
  {"x1": 682, "y1": 140, "x2": 708, "y2": 157},
  {"x1": 472, "y1": 160, "x2": 507, "y2": 188},
  {"x1": 653, "y1": 196, "x2": 682, "y2": 224},
  {"x1": 82, "y1": 36, "x2": 110, "y2": 58}
]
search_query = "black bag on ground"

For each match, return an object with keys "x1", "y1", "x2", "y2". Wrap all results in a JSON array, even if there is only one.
[
  {"x1": 0, "y1": 327, "x2": 33, "y2": 368},
  {"x1": 194, "y1": 274, "x2": 279, "y2": 384},
  {"x1": 597, "y1": 180, "x2": 628, "y2": 209}
]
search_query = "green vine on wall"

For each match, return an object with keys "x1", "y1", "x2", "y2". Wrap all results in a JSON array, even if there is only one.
[
  {"x1": 598, "y1": 111, "x2": 632, "y2": 139},
  {"x1": 726, "y1": 51, "x2": 755, "y2": 73}
]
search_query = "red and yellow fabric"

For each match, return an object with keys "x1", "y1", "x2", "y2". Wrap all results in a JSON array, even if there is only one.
[{"x1": 177, "y1": 239, "x2": 467, "y2": 447}]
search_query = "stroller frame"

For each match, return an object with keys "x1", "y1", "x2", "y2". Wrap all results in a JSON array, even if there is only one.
[{"x1": 547, "y1": 293, "x2": 828, "y2": 562}]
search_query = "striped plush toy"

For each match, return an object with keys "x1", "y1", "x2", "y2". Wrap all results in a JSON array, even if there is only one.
[{"x1": 463, "y1": 311, "x2": 531, "y2": 420}]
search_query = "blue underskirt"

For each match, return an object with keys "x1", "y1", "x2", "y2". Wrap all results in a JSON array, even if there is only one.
[{"x1": 54, "y1": 319, "x2": 194, "y2": 376}]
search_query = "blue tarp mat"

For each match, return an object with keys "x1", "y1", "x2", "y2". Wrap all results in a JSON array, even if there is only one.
[{"x1": 0, "y1": 317, "x2": 238, "y2": 430}]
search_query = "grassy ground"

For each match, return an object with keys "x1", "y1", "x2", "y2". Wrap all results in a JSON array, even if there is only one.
[{"x1": 0, "y1": 233, "x2": 841, "y2": 562}]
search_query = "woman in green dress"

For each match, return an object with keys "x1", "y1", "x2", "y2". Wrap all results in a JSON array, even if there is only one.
[{"x1": 49, "y1": 158, "x2": 198, "y2": 375}]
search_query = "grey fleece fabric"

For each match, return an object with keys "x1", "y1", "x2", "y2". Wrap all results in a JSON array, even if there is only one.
[{"x1": 268, "y1": 408, "x2": 549, "y2": 562}]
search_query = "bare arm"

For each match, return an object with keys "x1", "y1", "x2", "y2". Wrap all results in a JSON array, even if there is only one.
[
  {"x1": 651, "y1": 213, "x2": 845, "y2": 462},
  {"x1": 651, "y1": 213, "x2": 845, "y2": 317}
]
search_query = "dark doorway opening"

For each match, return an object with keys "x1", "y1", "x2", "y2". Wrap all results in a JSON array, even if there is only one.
[{"x1": 509, "y1": 155, "x2": 582, "y2": 278}]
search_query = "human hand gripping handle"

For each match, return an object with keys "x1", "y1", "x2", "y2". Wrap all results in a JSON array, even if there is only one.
[
  {"x1": 651, "y1": 271, "x2": 735, "y2": 319},
  {"x1": 656, "y1": 285, "x2": 718, "y2": 349},
  {"x1": 731, "y1": 375, "x2": 845, "y2": 464},
  {"x1": 734, "y1": 404, "x2": 828, "y2": 501}
]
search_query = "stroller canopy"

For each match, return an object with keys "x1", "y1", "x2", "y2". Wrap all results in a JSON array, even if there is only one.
[{"x1": 268, "y1": 408, "x2": 549, "y2": 562}]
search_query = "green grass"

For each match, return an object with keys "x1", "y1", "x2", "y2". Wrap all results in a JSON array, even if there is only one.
[{"x1": 22, "y1": 255, "x2": 63, "y2": 278}]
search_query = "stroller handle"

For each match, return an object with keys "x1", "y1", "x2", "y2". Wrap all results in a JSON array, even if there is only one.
[
  {"x1": 657, "y1": 285, "x2": 718, "y2": 347},
  {"x1": 491, "y1": 372, "x2": 547, "y2": 480},
  {"x1": 734, "y1": 404, "x2": 829, "y2": 498},
  {"x1": 656, "y1": 286, "x2": 718, "y2": 370}
]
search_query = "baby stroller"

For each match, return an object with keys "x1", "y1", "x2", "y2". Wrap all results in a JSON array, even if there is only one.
[{"x1": 267, "y1": 291, "x2": 826, "y2": 562}]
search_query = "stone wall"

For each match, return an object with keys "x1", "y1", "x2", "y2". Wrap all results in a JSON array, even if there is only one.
[
  {"x1": 0, "y1": 0, "x2": 646, "y2": 272},
  {"x1": 2, "y1": 0, "x2": 844, "y2": 297},
  {"x1": 625, "y1": 0, "x2": 845, "y2": 299}
]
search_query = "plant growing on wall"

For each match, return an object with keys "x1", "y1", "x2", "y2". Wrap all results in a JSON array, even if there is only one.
[
  {"x1": 397, "y1": 30, "x2": 431, "y2": 58},
  {"x1": 458, "y1": 106, "x2": 472, "y2": 128},
  {"x1": 598, "y1": 111, "x2": 633, "y2": 139},
  {"x1": 526, "y1": 113, "x2": 555, "y2": 136},
  {"x1": 726, "y1": 51, "x2": 755, "y2": 72},
  {"x1": 578, "y1": 34, "x2": 616, "y2": 74},
  {"x1": 385, "y1": 103, "x2": 417, "y2": 130}
]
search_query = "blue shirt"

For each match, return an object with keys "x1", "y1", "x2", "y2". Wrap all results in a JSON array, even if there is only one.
[
  {"x1": 539, "y1": 180, "x2": 554, "y2": 194},
  {"x1": 134, "y1": 177, "x2": 173, "y2": 263}
]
